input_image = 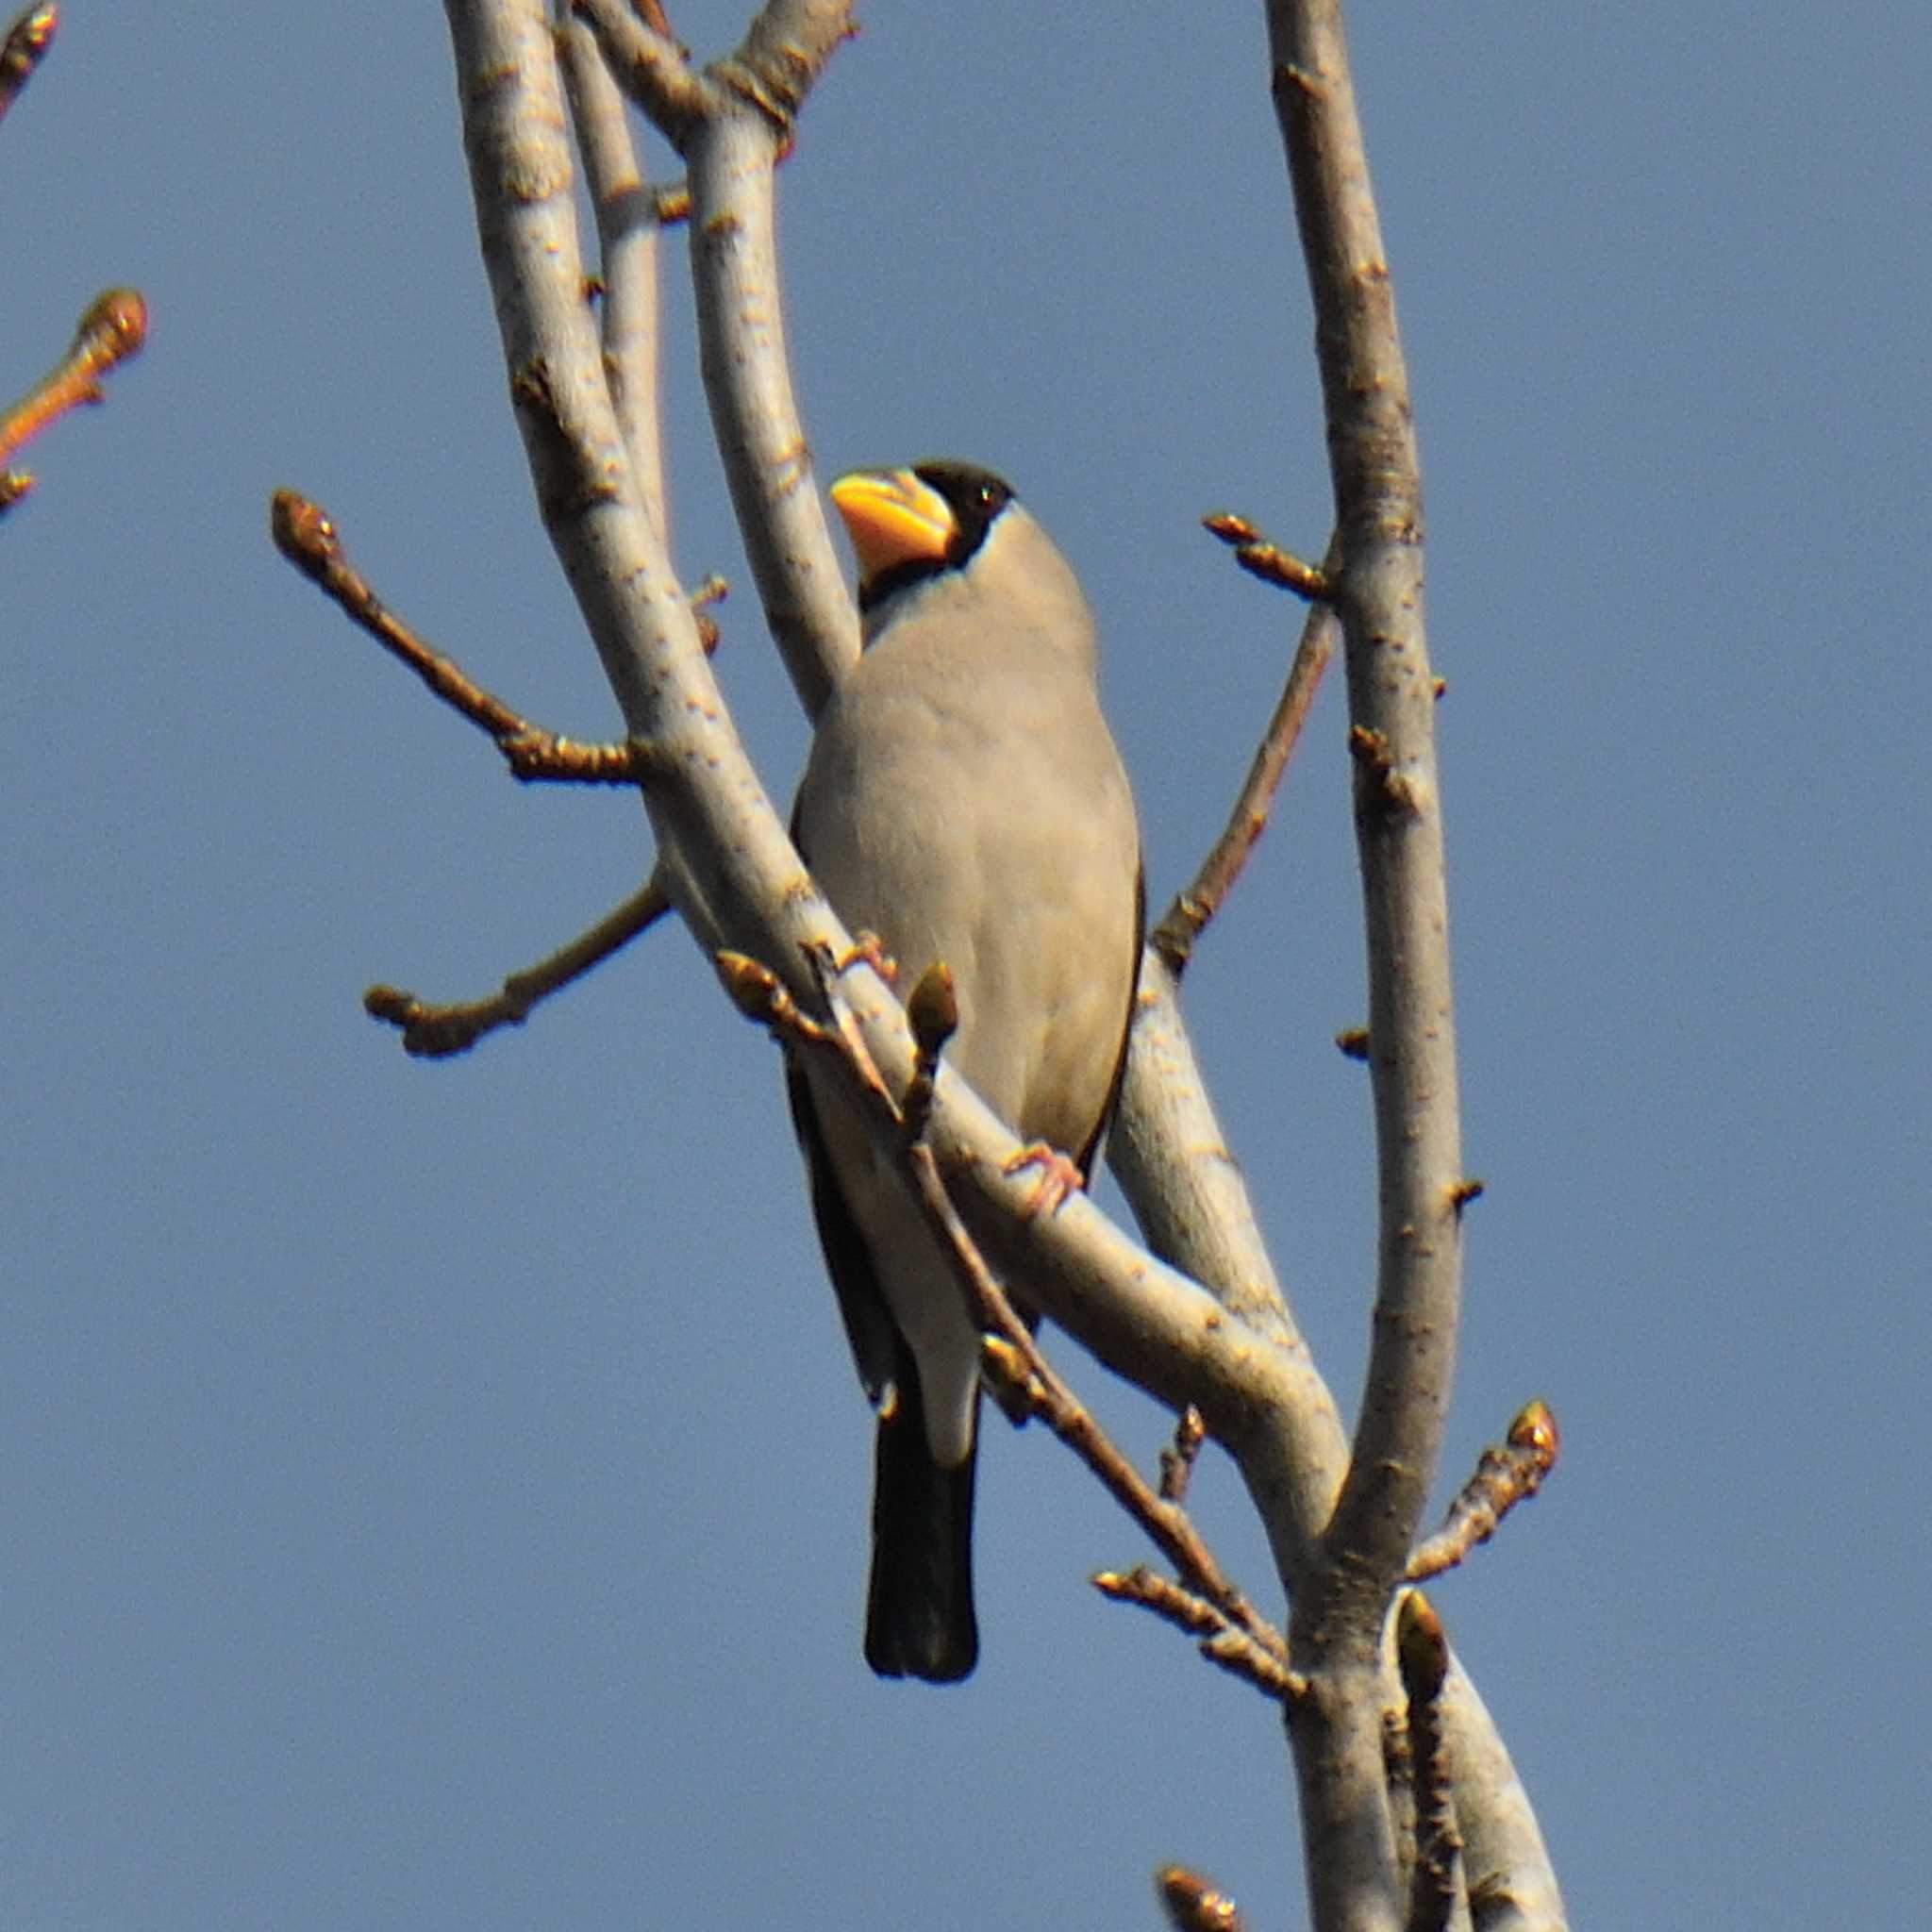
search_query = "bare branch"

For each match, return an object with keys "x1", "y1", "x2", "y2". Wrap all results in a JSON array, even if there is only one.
[
  {"x1": 1268, "y1": 0, "x2": 1462, "y2": 1596},
  {"x1": 1152, "y1": 527, "x2": 1338, "y2": 973},
  {"x1": 570, "y1": 0, "x2": 708, "y2": 144},
  {"x1": 1261, "y1": 0, "x2": 1519, "y2": 1921},
  {"x1": 0, "y1": 1, "x2": 55, "y2": 129},
  {"x1": 1406, "y1": 1402, "x2": 1558, "y2": 1584},
  {"x1": 1108, "y1": 957, "x2": 1351, "y2": 1596},
  {"x1": 683, "y1": 17, "x2": 860, "y2": 716},
  {"x1": 563, "y1": 0, "x2": 859, "y2": 712},
  {"x1": 0, "y1": 287, "x2": 146, "y2": 508},
  {"x1": 269, "y1": 489, "x2": 643, "y2": 784},
  {"x1": 364, "y1": 874, "x2": 674, "y2": 1057},
  {"x1": 558, "y1": 3, "x2": 670, "y2": 530}
]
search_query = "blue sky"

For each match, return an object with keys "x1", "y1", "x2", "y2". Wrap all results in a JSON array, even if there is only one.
[{"x1": 6, "y1": 2, "x2": 1926, "y2": 1925}]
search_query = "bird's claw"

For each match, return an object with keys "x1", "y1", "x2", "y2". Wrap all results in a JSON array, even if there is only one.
[
  {"x1": 1002, "y1": 1141, "x2": 1085, "y2": 1219},
  {"x1": 836, "y1": 930, "x2": 898, "y2": 984}
]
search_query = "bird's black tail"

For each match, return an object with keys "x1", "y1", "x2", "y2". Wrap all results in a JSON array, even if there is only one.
[{"x1": 865, "y1": 1357, "x2": 978, "y2": 1683}]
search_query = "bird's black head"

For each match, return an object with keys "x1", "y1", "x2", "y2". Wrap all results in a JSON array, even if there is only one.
[{"x1": 909, "y1": 460, "x2": 1014, "y2": 570}]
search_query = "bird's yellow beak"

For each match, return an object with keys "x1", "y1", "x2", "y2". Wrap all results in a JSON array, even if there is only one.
[{"x1": 828, "y1": 469, "x2": 957, "y2": 582}]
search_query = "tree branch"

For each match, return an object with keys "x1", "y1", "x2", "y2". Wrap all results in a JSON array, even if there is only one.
[
  {"x1": 558, "y1": 1, "x2": 670, "y2": 535},
  {"x1": 437, "y1": 9, "x2": 1562, "y2": 1928},
  {"x1": 1261, "y1": 3, "x2": 1563, "y2": 1926}
]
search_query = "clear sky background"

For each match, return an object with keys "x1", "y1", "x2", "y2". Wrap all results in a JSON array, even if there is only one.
[{"x1": 7, "y1": 3, "x2": 1926, "y2": 1926}]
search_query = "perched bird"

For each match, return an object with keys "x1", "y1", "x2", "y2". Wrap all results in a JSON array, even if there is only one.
[{"x1": 789, "y1": 460, "x2": 1143, "y2": 1682}]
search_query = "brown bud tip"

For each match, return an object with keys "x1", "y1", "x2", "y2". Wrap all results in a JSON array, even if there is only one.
[
  {"x1": 1157, "y1": 1864, "x2": 1243, "y2": 1932},
  {"x1": 10, "y1": 3, "x2": 54, "y2": 49},
  {"x1": 1335, "y1": 1026, "x2": 1370, "y2": 1060},
  {"x1": 907, "y1": 959, "x2": 958, "y2": 1058},
  {"x1": 270, "y1": 489, "x2": 341, "y2": 579},
  {"x1": 713, "y1": 950, "x2": 780, "y2": 1020},
  {"x1": 1508, "y1": 1398, "x2": 1559, "y2": 1469},
  {"x1": 1396, "y1": 1590, "x2": 1449, "y2": 1694},
  {"x1": 0, "y1": 470, "x2": 33, "y2": 511},
  {"x1": 75, "y1": 287, "x2": 148, "y2": 362},
  {"x1": 1449, "y1": 1175, "x2": 1486, "y2": 1210},
  {"x1": 361, "y1": 985, "x2": 417, "y2": 1025},
  {"x1": 1201, "y1": 510, "x2": 1260, "y2": 548}
]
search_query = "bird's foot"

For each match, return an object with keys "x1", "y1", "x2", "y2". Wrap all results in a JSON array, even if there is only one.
[
  {"x1": 836, "y1": 930, "x2": 898, "y2": 984},
  {"x1": 1002, "y1": 1141, "x2": 1086, "y2": 1219}
]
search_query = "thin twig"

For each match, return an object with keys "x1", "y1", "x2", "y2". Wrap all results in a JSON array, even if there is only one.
[
  {"x1": 1203, "y1": 509, "x2": 1333, "y2": 601},
  {"x1": 1396, "y1": 1591, "x2": 1464, "y2": 1932},
  {"x1": 1406, "y1": 1401, "x2": 1558, "y2": 1583},
  {"x1": 0, "y1": 287, "x2": 146, "y2": 508},
  {"x1": 0, "y1": 1, "x2": 55, "y2": 128},
  {"x1": 1092, "y1": 1566, "x2": 1298, "y2": 1704},
  {"x1": 364, "y1": 874, "x2": 675, "y2": 1057},
  {"x1": 269, "y1": 488, "x2": 674, "y2": 784},
  {"x1": 1152, "y1": 527, "x2": 1338, "y2": 971}
]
